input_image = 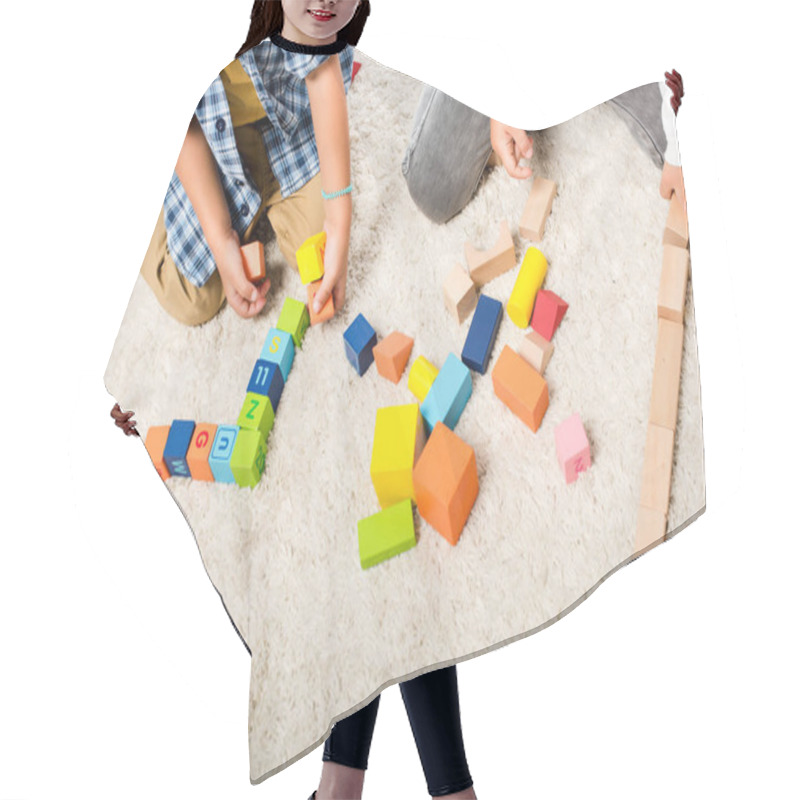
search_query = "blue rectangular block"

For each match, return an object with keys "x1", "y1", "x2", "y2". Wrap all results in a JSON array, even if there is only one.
[
  {"x1": 420, "y1": 353, "x2": 472, "y2": 433},
  {"x1": 344, "y1": 313, "x2": 377, "y2": 376},
  {"x1": 461, "y1": 294, "x2": 503, "y2": 374},
  {"x1": 260, "y1": 328, "x2": 295, "y2": 383},
  {"x1": 164, "y1": 419, "x2": 195, "y2": 478},
  {"x1": 209, "y1": 425, "x2": 239, "y2": 484},
  {"x1": 247, "y1": 360, "x2": 285, "y2": 413}
]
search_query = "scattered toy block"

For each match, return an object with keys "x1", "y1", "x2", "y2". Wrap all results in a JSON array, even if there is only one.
[
  {"x1": 260, "y1": 327, "x2": 295, "y2": 383},
  {"x1": 640, "y1": 423, "x2": 675, "y2": 515},
  {"x1": 648, "y1": 318, "x2": 684, "y2": 431},
  {"x1": 663, "y1": 193, "x2": 689, "y2": 248},
  {"x1": 412, "y1": 422, "x2": 479, "y2": 546},
  {"x1": 519, "y1": 177, "x2": 557, "y2": 242},
  {"x1": 370, "y1": 404, "x2": 427, "y2": 508},
  {"x1": 307, "y1": 280, "x2": 335, "y2": 325},
  {"x1": 352, "y1": 61, "x2": 362, "y2": 80},
  {"x1": 464, "y1": 221, "x2": 516, "y2": 286},
  {"x1": 420, "y1": 353, "x2": 472, "y2": 433},
  {"x1": 230, "y1": 428, "x2": 267, "y2": 489},
  {"x1": 507, "y1": 246, "x2": 548, "y2": 328},
  {"x1": 163, "y1": 420, "x2": 195, "y2": 478},
  {"x1": 237, "y1": 392, "x2": 275, "y2": 440},
  {"x1": 343, "y1": 313, "x2": 378, "y2": 376},
  {"x1": 358, "y1": 498, "x2": 417, "y2": 569},
  {"x1": 443, "y1": 265, "x2": 477, "y2": 324},
  {"x1": 296, "y1": 231, "x2": 326, "y2": 284},
  {"x1": 461, "y1": 293, "x2": 503, "y2": 374},
  {"x1": 144, "y1": 425, "x2": 171, "y2": 481},
  {"x1": 277, "y1": 297, "x2": 310, "y2": 349},
  {"x1": 658, "y1": 244, "x2": 690, "y2": 323},
  {"x1": 373, "y1": 331, "x2": 414, "y2": 384},
  {"x1": 491, "y1": 345, "x2": 549, "y2": 432},
  {"x1": 240, "y1": 240, "x2": 265, "y2": 283},
  {"x1": 408, "y1": 356, "x2": 439, "y2": 402},
  {"x1": 186, "y1": 423, "x2": 218, "y2": 482},
  {"x1": 530, "y1": 289, "x2": 568, "y2": 342},
  {"x1": 209, "y1": 425, "x2": 239, "y2": 484},
  {"x1": 518, "y1": 329, "x2": 554, "y2": 375},
  {"x1": 634, "y1": 505, "x2": 667, "y2": 552},
  {"x1": 247, "y1": 360, "x2": 285, "y2": 414},
  {"x1": 554, "y1": 413, "x2": 591, "y2": 484}
]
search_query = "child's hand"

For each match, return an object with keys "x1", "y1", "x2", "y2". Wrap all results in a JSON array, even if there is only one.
[
  {"x1": 214, "y1": 230, "x2": 271, "y2": 319},
  {"x1": 490, "y1": 119, "x2": 534, "y2": 180},
  {"x1": 312, "y1": 223, "x2": 348, "y2": 315},
  {"x1": 660, "y1": 162, "x2": 686, "y2": 208}
]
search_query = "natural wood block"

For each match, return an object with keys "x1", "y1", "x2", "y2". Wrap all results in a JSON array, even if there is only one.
[
  {"x1": 443, "y1": 264, "x2": 477, "y2": 324},
  {"x1": 186, "y1": 423, "x2": 218, "y2": 482},
  {"x1": 507, "y1": 246, "x2": 548, "y2": 328},
  {"x1": 464, "y1": 221, "x2": 516, "y2": 287},
  {"x1": 371, "y1": 404, "x2": 427, "y2": 508},
  {"x1": 373, "y1": 331, "x2": 414, "y2": 384},
  {"x1": 518, "y1": 329, "x2": 554, "y2": 375},
  {"x1": 240, "y1": 241, "x2": 265, "y2": 283},
  {"x1": 634, "y1": 506, "x2": 667, "y2": 552},
  {"x1": 649, "y1": 318, "x2": 684, "y2": 431},
  {"x1": 307, "y1": 280, "x2": 335, "y2": 325},
  {"x1": 491, "y1": 345, "x2": 549, "y2": 432},
  {"x1": 640, "y1": 423, "x2": 675, "y2": 515},
  {"x1": 408, "y1": 356, "x2": 439, "y2": 402},
  {"x1": 358, "y1": 499, "x2": 417, "y2": 569},
  {"x1": 519, "y1": 177, "x2": 557, "y2": 242},
  {"x1": 144, "y1": 425, "x2": 171, "y2": 481},
  {"x1": 663, "y1": 193, "x2": 689, "y2": 248},
  {"x1": 658, "y1": 244, "x2": 690, "y2": 323}
]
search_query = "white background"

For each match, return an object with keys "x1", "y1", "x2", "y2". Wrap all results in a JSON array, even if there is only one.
[{"x1": 1, "y1": 1, "x2": 797, "y2": 798}]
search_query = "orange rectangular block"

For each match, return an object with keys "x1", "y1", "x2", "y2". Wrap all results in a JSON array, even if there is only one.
[
  {"x1": 241, "y1": 241, "x2": 266, "y2": 282},
  {"x1": 519, "y1": 177, "x2": 557, "y2": 242},
  {"x1": 640, "y1": 423, "x2": 674, "y2": 515},
  {"x1": 658, "y1": 244, "x2": 690, "y2": 323},
  {"x1": 307, "y1": 280, "x2": 335, "y2": 325},
  {"x1": 491, "y1": 345, "x2": 549, "y2": 432},
  {"x1": 634, "y1": 505, "x2": 667, "y2": 553},
  {"x1": 649, "y1": 318, "x2": 684, "y2": 431},
  {"x1": 186, "y1": 423, "x2": 218, "y2": 482},
  {"x1": 144, "y1": 425, "x2": 171, "y2": 481},
  {"x1": 373, "y1": 331, "x2": 414, "y2": 384},
  {"x1": 663, "y1": 193, "x2": 689, "y2": 248}
]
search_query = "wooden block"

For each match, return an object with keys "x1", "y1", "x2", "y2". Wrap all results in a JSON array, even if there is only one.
[
  {"x1": 530, "y1": 289, "x2": 568, "y2": 342},
  {"x1": 163, "y1": 420, "x2": 195, "y2": 478},
  {"x1": 443, "y1": 264, "x2": 477, "y2": 324},
  {"x1": 186, "y1": 423, "x2": 218, "y2": 482},
  {"x1": 518, "y1": 329, "x2": 554, "y2": 375},
  {"x1": 276, "y1": 297, "x2": 310, "y2": 349},
  {"x1": 413, "y1": 422, "x2": 479, "y2": 546},
  {"x1": 259, "y1": 328, "x2": 295, "y2": 383},
  {"x1": 230, "y1": 428, "x2": 267, "y2": 489},
  {"x1": 634, "y1": 505, "x2": 667, "y2": 552},
  {"x1": 209, "y1": 425, "x2": 239, "y2": 484},
  {"x1": 373, "y1": 331, "x2": 414, "y2": 384},
  {"x1": 658, "y1": 245, "x2": 690, "y2": 323},
  {"x1": 461, "y1": 294, "x2": 503, "y2": 374},
  {"x1": 491, "y1": 345, "x2": 549, "y2": 432},
  {"x1": 247, "y1": 360, "x2": 285, "y2": 414},
  {"x1": 295, "y1": 231, "x2": 326, "y2": 284},
  {"x1": 640, "y1": 423, "x2": 675, "y2": 515},
  {"x1": 408, "y1": 356, "x2": 439, "y2": 402},
  {"x1": 420, "y1": 353, "x2": 472, "y2": 433},
  {"x1": 649, "y1": 318, "x2": 684, "y2": 430},
  {"x1": 144, "y1": 425, "x2": 170, "y2": 481},
  {"x1": 237, "y1": 392, "x2": 275, "y2": 440},
  {"x1": 343, "y1": 313, "x2": 378, "y2": 376},
  {"x1": 464, "y1": 221, "x2": 516, "y2": 287},
  {"x1": 307, "y1": 280, "x2": 335, "y2": 325},
  {"x1": 358, "y1": 498, "x2": 417, "y2": 569},
  {"x1": 370, "y1": 404, "x2": 427, "y2": 508},
  {"x1": 507, "y1": 246, "x2": 548, "y2": 328},
  {"x1": 240, "y1": 241, "x2": 265, "y2": 283},
  {"x1": 519, "y1": 177, "x2": 557, "y2": 242},
  {"x1": 663, "y1": 193, "x2": 689, "y2": 248},
  {"x1": 554, "y1": 413, "x2": 591, "y2": 484}
]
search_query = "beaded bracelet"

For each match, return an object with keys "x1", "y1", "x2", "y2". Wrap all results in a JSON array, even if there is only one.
[{"x1": 321, "y1": 184, "x2": 353, "y2": 200}]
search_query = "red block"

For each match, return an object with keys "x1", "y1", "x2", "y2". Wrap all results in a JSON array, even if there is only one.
[{"x1": 530, "y1": 290, "x2": 568, "y2": 341}]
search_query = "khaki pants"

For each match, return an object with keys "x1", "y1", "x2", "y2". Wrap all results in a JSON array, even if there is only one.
[{"x1": 140, "y1": 171, "x2": 324, "y2": 326}]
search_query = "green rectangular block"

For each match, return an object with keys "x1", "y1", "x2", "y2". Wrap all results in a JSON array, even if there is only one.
[
  {"x1": 238, "y1": 392, "x2": 275, "y2": 440},
  {"x1": 277, "y1": 297, "x2": 310, "y2": 348},
  {"x1": 358, "y1": 498, "x2": 417, "y2": 569},
  {"x1": 230, "y1": 428, "x2": 267, "y2": 488}
]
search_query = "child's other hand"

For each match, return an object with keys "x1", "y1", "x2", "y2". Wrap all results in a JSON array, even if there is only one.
[
  {"x1": 215, "y1": 230, "x2": 270, "y2": 319},
  {"x1": 313, "y1": 224, "x2": 348, "y2": 315},
  {"x1": 490, "y1": 119, "x2": 534, "y2": 180},
  {"x1": 660, "y1": 162, "x2": 686, "y2": 209}
]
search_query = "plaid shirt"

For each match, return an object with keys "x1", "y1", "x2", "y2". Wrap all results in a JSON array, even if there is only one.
[{"x1": 163, "y1": 36, "x2": 354, "y2": 287}]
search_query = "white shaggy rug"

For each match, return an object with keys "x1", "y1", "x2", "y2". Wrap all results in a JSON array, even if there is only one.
[{"x1": 104, "y1": 51, "x2": 704, "y2": 783}]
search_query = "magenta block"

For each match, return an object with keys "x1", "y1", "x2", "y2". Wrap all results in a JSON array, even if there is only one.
[{"x1": 554, "y1": 413, "x2": 591, "y2": 484}]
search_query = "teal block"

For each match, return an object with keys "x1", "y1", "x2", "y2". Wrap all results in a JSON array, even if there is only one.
[
  {"x1": 420, "y1": 353, "x2": 472, "y2": 433},
  {"x1": 209, "y1": 425, "x2": 239, "y2": 484},
  {"x1": 260, "y1": 327, "x2": 295, "y2": 382}
]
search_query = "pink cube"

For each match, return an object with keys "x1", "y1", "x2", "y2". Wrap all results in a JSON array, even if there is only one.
[{"x1": 555, "y1": 413, "x2": 591, "y2": 484}]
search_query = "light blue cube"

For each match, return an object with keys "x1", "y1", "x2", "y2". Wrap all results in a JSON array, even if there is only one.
[
  {"x1": 420, "y1": 353, "x2": 472, "y2": 433},
  {"x1": 209, "y1": 425, "x2": 239, "y2": 484},
  {"x1": 260, "y1": 328, "x2": 295, "y2": 383}
]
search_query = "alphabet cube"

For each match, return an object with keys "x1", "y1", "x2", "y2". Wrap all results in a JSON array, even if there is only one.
[
  {"x1": 260, "y1": 328, "x2": 295, "y2": 383},
  {"x1": 408, "y1": 356, "x2": 439, "y2": 402},
  {"x1": 442, "y1": 264, "x2": 477, "y2": 324},
  {"x1": 412, "y1": 422, "x2": 479, "y2": 546},
  {"x1": 237, "y1": 392, "x2": 275, "y2": 440},
  {"x1": 507, "y1": 246, "x2": 548, "y2": 328},
  {"x1": 464, "y1": 221, "x2": 516, "y2": 286},
  {"x1": 373, "y1": 331, "x2": 414, "y2": 384},
  {"x1": 554, "y1": 413, "x2": 591, "y2": 484},
  {"x1": 519, "y1": 177, "x2": 557, "y2": 242},
  {"x1": 343, "y1": 313, "x2": 377, "y2": 376},
  {"x1": 461, "y1": 293, "x2": 503, "y2": 374},
  {"x1": 357, "y1": 498, "x2": 417, "y2": 569},
  {"x1": 296, "y1": 231, "x2": 326, "y2": 284},
  {"x1": 307, "y1": 280, "x2": 335, "y2": 325},
  {"x1": 186, "y1": 423, "x2": 218, "y2": 482},
  {"x1": 209, "y1": 425, "x2": 239, "y2": 484},
  {"x1": 491, "y1": 345, "x2": 549, "y2": 432},
  {"x1": 240, "y1": 241, "x2": 265, "y2": 283},
  {"x1": 247, "y1": 360, "x2": 285, "y2": 415},
  {"x1": 230, "y1": 428, "x2": 267, "y2": 489},
  {"x1": 420, "y1": 353, "x2": 472, "y2": 433},
  {"x1": 530, "y1": 289, "x2": 568, "y2": 342},
  {"x1": 518, "y1": 329, "x2": 554, "y2": 375},
  {"x1": 277, "y1": 297, "x2": 310, "y2": 349},
  {"x1": 163, "y1": 420, "x2": 195, "y2": 478},
  {"x1": 144, "y1": 425, "x2": 171, "y2": 481}
]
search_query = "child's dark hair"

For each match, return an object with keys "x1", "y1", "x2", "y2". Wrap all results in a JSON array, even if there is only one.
[{"x1": 237, "y1": 1, "x2": 371, "y2": 58}]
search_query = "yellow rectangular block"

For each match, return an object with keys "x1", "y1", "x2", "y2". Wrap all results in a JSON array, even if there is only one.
[
  {"x1": 658, "y1": 244, "x2": 690, "y2": 323},
  {"x1": 640, "y1": 423, "x2": 675, "y2": 515},
  {"x1": 649, "y1": 318, "x2": 684, "y2": 431}
]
